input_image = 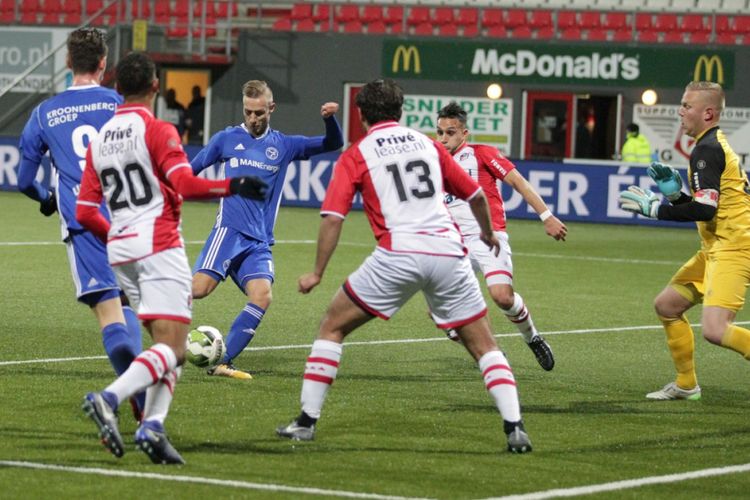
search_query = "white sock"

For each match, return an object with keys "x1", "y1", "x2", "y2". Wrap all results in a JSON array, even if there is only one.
[
  {"x1": 502, "y1": 292, "x2": 538, "y2": 343},
  {"x1": 105, "y1": 343, "x2": 177, "y2": 407},
  {"x1": 478, "y1": 350, "x2": 521, "y2": 423},
  {"x1": 143, "y1": 366, "x2": 182, "y2": 424},
  {"x1": 300, "y1": 339, "x2": 342, "y2": 419}
]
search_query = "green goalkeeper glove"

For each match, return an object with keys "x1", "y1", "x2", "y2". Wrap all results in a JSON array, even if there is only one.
[
  {"x1": 647, "y1": 162, "x2": 682, "y2": 202},
  {"x1": 618, "y1": 186, "x2": 660, "y2": 218}
]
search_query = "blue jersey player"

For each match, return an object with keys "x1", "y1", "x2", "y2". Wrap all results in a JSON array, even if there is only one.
[
  {"x1": 17, "y1": 28, "x2": 144, "y2": 418},
  {"x1": 191, "y1": 80, "x2": 343, "y2": 379}
]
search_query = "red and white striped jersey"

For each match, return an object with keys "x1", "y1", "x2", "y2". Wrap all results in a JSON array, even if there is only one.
[
  {"x1": 446, "y1": 143, "x2": 515, "y2": 235},
  {"x1": 321, "y1": 121, "x2": 482, "y2": 257},
  {"x1": 78, "y1": 104, "x2": 191, "y2": 265}
]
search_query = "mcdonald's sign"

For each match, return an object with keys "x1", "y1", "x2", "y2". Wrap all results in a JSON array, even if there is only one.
[
  {"x1": 391, "y1": 45, "x2": 421, "y2": 74},
  {"x1": 693, "y1": 55, "x2": 724, "y2": 84}
]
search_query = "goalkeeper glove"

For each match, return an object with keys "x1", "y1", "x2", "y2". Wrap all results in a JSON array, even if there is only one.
[
  {"x1": 647, "y1": 162, "x2": 683, "y2": 202},
  {"x1": 229, "y1": 176, "x2": 268, "y2": 200},
  {"x1": 39, "y1": 191, "x2": 57, "y2": 217},
  {"x1": 618, "y1": 186, "x2": 660, "y2": 218}
]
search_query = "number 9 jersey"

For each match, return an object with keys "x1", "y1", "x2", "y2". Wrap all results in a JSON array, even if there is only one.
[{"x1": 78, "y1": 104, "x2": 193, "y2": 265}]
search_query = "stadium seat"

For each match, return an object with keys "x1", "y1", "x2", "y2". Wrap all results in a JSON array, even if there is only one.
[
  {"x1": 557, "y1": 11, "x2": 577, "y2": 30},
  {"x1": 383, "y1": 6, "x2": 403, "y2": 25},
  {"x1": 215, "y1": 1, "x2": 238, "y2": 18},
  {"x1": 366, "y1": 21, "x2": 386, "y2": 34},
  {"x1": 388, "y1": 21, "x2": 404, "y2": 35},
  {"x1": 413, "y1": 22, "x2": 433, "y2": 36},
  {"x1": 361, "y1": 5, "x2": 382, "y2": 24},
  {"x1": 536, "y1": 27, "x2": 555, "y2": 40},
  {"x1": 194, "y1": 1, "x2": 216, "y2": 18},
  {"x1": 560, "y1": 28, "x2": 583, "y2": 40},
  {"x1": 433, "y1": 7, "x2": 455, "y2": 26},
  {"x1": 336, "y1": 5, "x2": 359, "y2": 23},
  {"x1": 653, "y1": 14, "x2": 677, "y2": 32},
  {"x1": 637, "y1": 30, "x2": 659, "y2": 43},
  {"x1": 505, "y1": 9, "x2": 527, "y2": 29},
  {"x1": 512, "y1": 25, "x2": 533, "y2": 39},
  {"x1": 290, "y1": 3, "x2": 312, "y2": 21},
  {"x1": 85, "y1": 0, "x2": 103, "y2": 16},
  {"x1": 481, "y1": 9, "x2": 503, "y2": 28},
  {"x1": 679, "y1": 14, "x2": 709, "y2": 33},
  {"x1": 193, "y1": 22, "x2": 217, "y2": 38},
  {"x1": 715, "y1": 32, "x2": 738, "y2": 44},
  {"x1": 662, "y1": 31, "x2": 684, "y2": 43},
  {"x1": 312, "y1": 4, "x2": 330, "y2": 23},
  {"x1": 612, "y1": 29, "x2": 633, "y2": 41},
  {"x1": 341, "y1": 20, "x2": 363, "y2": 34},
  {"x1": 318, "y1": 19, "x2": 335, "y2": 32},
  {"x1": 734, "y1": 15, "x2": 750, "y2": 33},
  {"x1": 715, "y1": 15, "x2": 732, "y2": 34},
  {"x1": 529, "y1": 10, "x2": 553, "y2": 30},
  {"x1": 603, "y1": 12, "x2": 628, "y2": 30},
  {"x1": 635, "y1": 13, "x2": 653, "y2": 32},
  {"x1": 272, "y1": 17, "x2": 292, "y2": 31},
  {"x1": 407, "y1": 6, "x2": 430, "y2": 26},
  {"x1": 687, "y1": 31, "x2": 711, "y2": 44},
  {"x1": 438, "y1": 24, "x2": 458, "y2": 37},
  {"x1": 296, "y1": 18, "x2": 316, "y2": 32},
  {"x1": 462, "y1": 24, "x2": 479, "y2": 37},
  {"x1": 486, "y1": 25, "x2": 507, "y2": 38},
  {"x1": 579, "y1": 11, "x2": 601, "y2": 30},
  {"x1": 587, "y1": 29, "x2": 609, "y2": 41},
  {"x1": 174, "y1": 0, "x2": 189, "y2": 18},
  {"x1": 456, "y1": 8, "x2": 477, "y2": 28}
]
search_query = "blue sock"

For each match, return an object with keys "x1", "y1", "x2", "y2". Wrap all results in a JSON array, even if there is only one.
[
  {"x1": 102, "y1": 322, "x2": 138, "y2": 376},
  {"x1": 121, "y1": 306, "x2": 146, "y2": 413},
  {"x1": 223, "y1": 303, "x2": 265, "y2": 363}
]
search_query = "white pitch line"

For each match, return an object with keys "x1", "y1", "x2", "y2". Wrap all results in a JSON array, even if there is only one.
[
  {"x1": 6, "y1": 321, "x2": 750, "y2": 367},
  {"x1": 485, "y1": 462, "x2": 750, "y2": 500},
  {"x1": 0, "y1": 461, "x2": 433, "y2": 500}
]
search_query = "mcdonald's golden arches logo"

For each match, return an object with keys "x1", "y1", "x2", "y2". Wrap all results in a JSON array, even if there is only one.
[
  {"x1": 392, "y1": 45, "x2": 421, "y2": 74},
  {"x1": 693, "y1": 55, "x2": 724, "y2": 84}
]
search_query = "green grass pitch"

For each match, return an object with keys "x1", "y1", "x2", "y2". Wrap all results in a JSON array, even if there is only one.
[{"x1": 2, "y1": 190, "x2": 750, "y2": 499}]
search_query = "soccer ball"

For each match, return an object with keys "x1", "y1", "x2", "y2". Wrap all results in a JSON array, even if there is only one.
[{"x1": 185, "y1": 325, "x2": 225, "y2": 367}]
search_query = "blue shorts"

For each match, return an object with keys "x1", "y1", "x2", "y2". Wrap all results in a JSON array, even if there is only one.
[
  {"x1": 193, "y1": 226, "x2": 274, "y2": 292},
  {"x1": 64, "y1": 230, "x2": 121, "y2": 305}
]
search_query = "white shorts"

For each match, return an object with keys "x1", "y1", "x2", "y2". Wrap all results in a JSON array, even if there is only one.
[
  {"x1": 466, "y1": 231, "x2": 513, "y2": 287},
  {"x1": 344, "y1": 247, "x2": 487, "y2": 329},
  {"x1": 113, "y1": 247, "x2": 193, "y2": 324}
]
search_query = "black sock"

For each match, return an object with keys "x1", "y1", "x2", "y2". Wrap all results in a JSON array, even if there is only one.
[
  {"x1": 503, "y1": 419, "x2": 524, "y2": 435},
  {"x1": 297, "y1": 411, "x2": 318, "y2": 428}
]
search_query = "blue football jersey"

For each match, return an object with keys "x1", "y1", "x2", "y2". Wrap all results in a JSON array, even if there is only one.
[
  {"x1": 192, "y1": 119, "x2": 341, "y2": 245},
  {"x1": 18, "y1": 85, "x2": 122, "y2": 235}
]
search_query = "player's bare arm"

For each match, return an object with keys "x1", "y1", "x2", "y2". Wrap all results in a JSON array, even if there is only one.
[
  {"x1": 321, "y1": 102, "x2": 340, "y2": 118},
  {"x1": 503, "y1": 169, "x2": 567, "y2": 241},
  {"x1": 299, "y1": 214, "x2": 345, "y2": 294}
]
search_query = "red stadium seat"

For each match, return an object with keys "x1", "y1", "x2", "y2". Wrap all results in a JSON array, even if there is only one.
[
  {"x1": 612, "y1": 29, "x2": 633, "y2": 41},
  {"x1": 536, "y1": 27, "x2": 555, "y2": 40},
  {"x1": 679, "y1": 14, "x2": 708, "y2": 33},
  {"x1": 438, "y1": 24, "x2": 458, "y2": 37},
  {"x1": 407, "y1": 6, "x2": 430, "y2": 26},
  {"x1": 714, "y1": 15, "x2": 731, "y2": 34},
  {"x1": 413, "y1": 22, "x2": 433, "y2": 35},
  {"x1": 486, "y1": 25, "x2": 507, "y2": 38},
  {"x1": 215, "y1": 1, "x2": 238, "y2": 18},
  {"x1": 529, "y1": 10, "x2": 553, "y2": 29},
  {"x1": 734, "y1": 15, "x2": 750, "y2": 33},
  {"x1": 579, "y1": 11, "x2": 600, "y2": 30},
  {"x1": 560, "y1": 28, "x2": 582, "y2": 40},
  {"x1": 654, "y1": 14, "x2": 677, "y2": 32},
  {"x1": 272, "y1": 17, "x2": 292, "y2": 31},
  {"x1": 635, "y1": 13, "x2": 652, "y2": 31},
  {"x1": 557, "y1": 11, "x2": 577, "y2": 30},
  {"x1": 662, "y1": 31, "x2": 684, "y2": 43},
  {"x1": 290, "y1": 3, "x2": 312, "y2": 21},
  {"x1": 481, "y1": 9, "x2": 503, "y2": 28},
  {"x1": 603, "y1": 12, "x2": 628, "y2": 30},
  {"x1": 512, "y1": 25, "x2": 533, "y2": 39},
  {"x1": 587, "y1": 29, "x2": 609, "y2": 41},
  {"x1": 715, "y1": 32, "x2": 737, "y2": 45},
  {"x1": 296, "y1": 18, "x2": 315, "y2": 32},
  {"x1": 462, "y1": 24, "x2": 478, "y2": 37},
  {"x1": 341, "y1": 20, "x2": 363, "y2": 34},
  {"x1": 85, "y1": 0, "x2": 103, "y2": 16},
  {"x1": 687, "y1": 31, "x2": 710, "y2": 44},
  {"x1": 456, "y1": 8, "x2": 477, "y2": 28},
  {"x1": 433, "y1": 7, "x2": 454, "y2": 26},
  {"x1": 336, "y1": 5, "x2": 359, "y2": 23},
  {"x1": 194, "y1": 1, "x2": 216, "y2": 18},
  {"x1": 174, "y1": 0, "x2": 189, "y2": 17},
  {"x1": 505, "y1": 9, "x2": 527, "y2": 29},
  {"x1": 366, "y1": 21, "x2": 386, "y2": 34},
  {"x1": 383, "y1": 6, "x2": 403, "y2": 25},
  {"x1": 388, "y1": 21, "x2": 404, "y2": 35},
  {"x1": 312, "y1": 4, "x2": 330, "y2": 23},
  {"x1": 361, "y1": 5, "x2": 382, "y2": 24},
  {"x1": 637, "y1": 30, "x2": 659, "y2": 43}
]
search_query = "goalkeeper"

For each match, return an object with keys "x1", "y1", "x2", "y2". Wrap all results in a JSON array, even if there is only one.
[{"x1": 618, "y1": 81, "x2": 750, "y2": 401}]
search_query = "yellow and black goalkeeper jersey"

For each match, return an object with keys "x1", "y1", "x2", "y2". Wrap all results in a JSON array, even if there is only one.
[{"x1": 688, "y1": 126, "x2": 750, "y2": 250}]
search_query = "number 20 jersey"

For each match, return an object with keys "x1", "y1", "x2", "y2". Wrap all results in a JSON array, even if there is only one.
[
  {"x1": 321, "y1": 121, "x2": 481, "y2": 257},
  {"x1": 80, "y1": 104, "x2": 191, "y2": 265},
  {"x1": 19, "y1": 85, "x2": 122, "y2": 235}
]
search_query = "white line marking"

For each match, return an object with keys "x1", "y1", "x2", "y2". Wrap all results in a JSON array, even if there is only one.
[
  {"x1": 0, "y1": 461, "x2": 433, "y2": 500},
  {"x1": 484, "y1": 462, "x2": 750, "y2": 500},
  {"x1": 5, "y1": 321, "x2": 749, "y2": 367},
  {"x1": 0, "y1": 240, "x2": 681, "y2": 265}
]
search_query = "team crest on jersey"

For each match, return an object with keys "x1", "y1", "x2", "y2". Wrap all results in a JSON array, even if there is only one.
[
  {"x1": 265, "y1": 147, "x2": 279, "y2": 160},
  {"x1": 696, "y1": 159, "x2": 707, "y2": 170},
  {"x1": 223, "y1": 259, "x2": 231, "y2": 271},
  {"x1": 459, "y1": 152, "x2": 470, "y2": 161}
]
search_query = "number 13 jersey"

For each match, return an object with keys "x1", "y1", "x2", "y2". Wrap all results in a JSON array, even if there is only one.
[
  {"x1": 79, "y1": 104, "x2": 192, "y2": 265},
  {"x1": 321, "y1": 121, "x2": 481, "y2": 257}
]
